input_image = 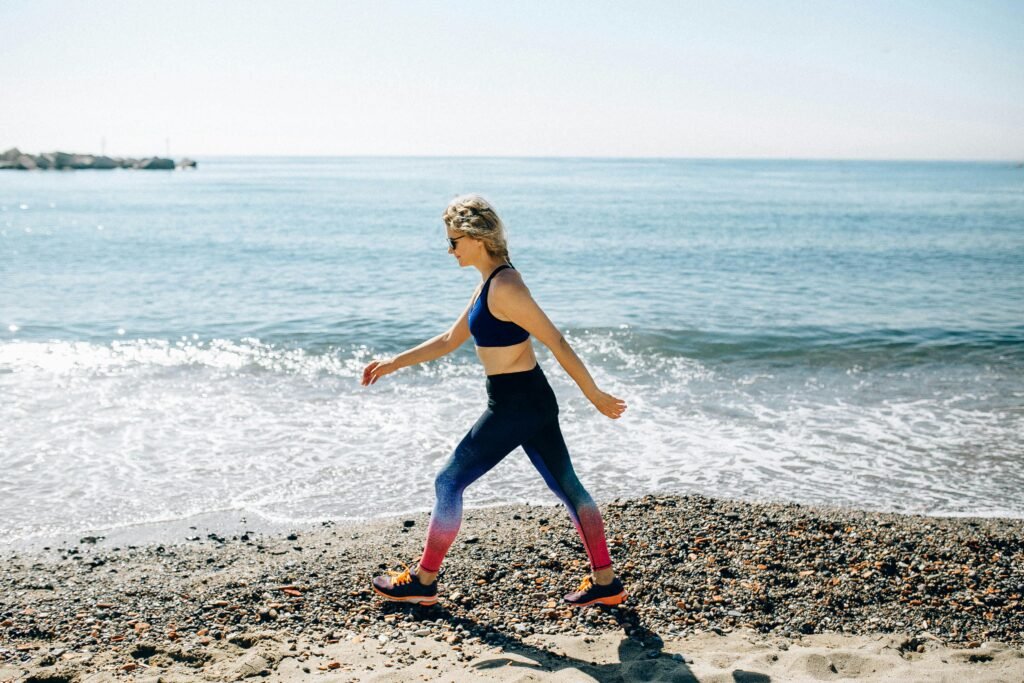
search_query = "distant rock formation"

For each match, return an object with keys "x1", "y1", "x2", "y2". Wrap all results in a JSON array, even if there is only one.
[
  {"x1": 0, "y1": 148, "x2": 197, "y2": 170},
  {"x1": 139, "y1": 157, "x2": 175, "y2": 170}
]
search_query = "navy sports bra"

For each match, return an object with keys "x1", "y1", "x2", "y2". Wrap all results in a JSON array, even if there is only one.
[{"x1": 468, "y1": 264, "x2": 530, "y2": 347}]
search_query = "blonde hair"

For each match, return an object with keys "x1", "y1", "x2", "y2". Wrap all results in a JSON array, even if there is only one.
[{"x1": 443, "y1": 194, "x2": 510, "y2": 262}]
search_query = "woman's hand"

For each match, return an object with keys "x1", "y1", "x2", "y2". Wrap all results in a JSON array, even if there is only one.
[
  {"x1": 361, "y1": 358, "x2": 398, "y2": 386},
  {"x1": 586, "y1": 388, "x2": 627, "y2": 419}
]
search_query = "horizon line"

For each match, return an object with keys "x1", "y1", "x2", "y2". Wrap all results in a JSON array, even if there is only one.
[
  {"x1": 214, "y1": 154, "x2": 1024, "y2": 164},
  {"x1": 4, "y1": 147, "x2": 1023, "y2": 164}
]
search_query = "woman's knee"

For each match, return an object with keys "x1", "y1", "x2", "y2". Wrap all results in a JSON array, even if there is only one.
[
  {"x1": 562, "y1": 483, "x2": 595, "y2": 511},
  {"x1": 434, "y1": 468, "x2": 461, "y2": 497}
]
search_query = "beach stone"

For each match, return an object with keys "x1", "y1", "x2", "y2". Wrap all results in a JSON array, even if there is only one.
[{"x1": 230, "y1": 651, "x2": 272, "y2": 679}]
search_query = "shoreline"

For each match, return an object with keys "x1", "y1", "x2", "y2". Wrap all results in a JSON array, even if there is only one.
[
  {"x1": 5, "y1": 490, "x2": 1021, "y2": 557},
  {"x1": 2, "y1": 493, "x2": 1022, "y2": 681}
]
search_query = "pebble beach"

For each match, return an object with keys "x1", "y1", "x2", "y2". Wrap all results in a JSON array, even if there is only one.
[{"x1": 2, "y1": 493, "x2": 1022, "y2": 682}]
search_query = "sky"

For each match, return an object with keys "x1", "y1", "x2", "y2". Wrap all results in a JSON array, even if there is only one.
[{"x1": 2, "y1": 0, "x2": 1022, "y2": 160}]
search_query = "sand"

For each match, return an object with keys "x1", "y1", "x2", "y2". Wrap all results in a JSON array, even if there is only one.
[
  {"x1": 4, "y1": 625, "x2": 1021, "y2": 682},
  {"x1": 2, "y1": 494, "x2": 1022, "y2": 682}
]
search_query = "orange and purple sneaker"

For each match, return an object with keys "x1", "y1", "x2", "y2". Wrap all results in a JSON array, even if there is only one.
[
  {"x1": 371, "y1": 564, "x2": 438, "y2": 606},
  {"x1": 563, "y1": 574, "x2": 627, "y2": 607}
]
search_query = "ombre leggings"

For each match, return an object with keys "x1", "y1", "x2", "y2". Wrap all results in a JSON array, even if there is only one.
[{"x1": 419, "y1": 364, "x2": 612, "y2": 573}]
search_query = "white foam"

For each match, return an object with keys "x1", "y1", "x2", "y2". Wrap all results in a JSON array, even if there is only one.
[
  {"x1": 1, "y1": 335, "x2": 1021, "y2": 545},
  {"x1": 0, "y1": 338, "x2": 364, "y2": 376}
]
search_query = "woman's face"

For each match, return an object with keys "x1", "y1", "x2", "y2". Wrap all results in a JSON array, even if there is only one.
[{"x1": 446, "y1": 229, "x2": 478, "y2": 267}]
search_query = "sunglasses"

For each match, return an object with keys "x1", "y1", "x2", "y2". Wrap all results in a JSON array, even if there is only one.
[{"x1": 446, "y1": 234, "x2": 468, "y2": 250}]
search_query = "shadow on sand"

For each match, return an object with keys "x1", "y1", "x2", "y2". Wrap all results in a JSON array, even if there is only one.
[{"x1": 381, "y1": 601, "x2": 771, "y2": 682}]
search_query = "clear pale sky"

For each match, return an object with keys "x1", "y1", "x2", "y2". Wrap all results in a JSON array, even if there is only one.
[{"x1": 2, "y1": 0, "x2": 1022, "y2": 160}]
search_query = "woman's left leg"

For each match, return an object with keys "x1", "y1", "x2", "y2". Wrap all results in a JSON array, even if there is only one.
[
  {"x1": 522, "y1": 417, "x2": 612, "y2": 572},
  {"x1": 418, "y1": 405, "x2": 529, "y2": 574}
]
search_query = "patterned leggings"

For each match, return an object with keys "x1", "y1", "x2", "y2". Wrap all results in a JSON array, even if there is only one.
[{"x1": 418, "y1": 363, "x2": 612, "y2": 573}]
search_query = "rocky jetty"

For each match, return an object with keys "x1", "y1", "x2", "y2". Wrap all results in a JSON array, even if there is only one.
[{"x1": 0, "y1": 148, "x2": 196, "y2": 170}]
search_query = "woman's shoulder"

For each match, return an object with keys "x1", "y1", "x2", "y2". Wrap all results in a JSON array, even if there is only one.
[
  {"x1": 492, "y1": 265, "x2": 526, "y2": 288},
  {"x1": 488, "y1": 267, "x2": 530, "y2": 307}
]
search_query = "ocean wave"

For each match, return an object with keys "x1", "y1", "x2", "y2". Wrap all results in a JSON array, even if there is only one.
[
  {"x1": 2, "y1": 327, "x2": 1022, "y2": 544},
  {"x1": 577, "y1": 325, "x2": 1024, "y2": 367},
  {"x1": 0, "y1": 337, "x2": 365, "y2": 377},
  {"x1": 1, "y1": 325, "x2": 1021, "y2": 378}
]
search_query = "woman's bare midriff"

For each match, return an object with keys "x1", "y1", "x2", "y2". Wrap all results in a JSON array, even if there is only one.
[{"x1": 476, "y1": 339, "x2": 537, "y2": 376}]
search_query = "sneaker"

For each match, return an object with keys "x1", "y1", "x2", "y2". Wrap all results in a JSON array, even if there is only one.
[
  {"x1": 371, "y1": 564, "x2": 438, "y2": 605},
  {"x1": 563, "y1": 574, "x2": 627, "y2": 607}
]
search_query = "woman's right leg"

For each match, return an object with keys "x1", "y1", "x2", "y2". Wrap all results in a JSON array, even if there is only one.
[
  {"x1": 522, "y1": 418, "x2": 614, "y2": 574},
  {"x1": 418, "y1": 406, "x2": 529, "y2": 574},
  {"x1": 523, "y1": 418, "x2": 626, "y2": 606}
]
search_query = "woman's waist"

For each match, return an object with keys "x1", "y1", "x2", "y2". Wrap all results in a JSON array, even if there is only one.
[{"x1": 476, "y1": 341, "x2": 536, "y2": 377}]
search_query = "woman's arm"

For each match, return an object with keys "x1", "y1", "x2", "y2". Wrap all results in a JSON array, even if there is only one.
[
  {"x1": 490, "y1": 272, "x2": 627, "y2": 419},
  {"x1": 360, "y1": 293, "x2": 475, "y2": 386}
]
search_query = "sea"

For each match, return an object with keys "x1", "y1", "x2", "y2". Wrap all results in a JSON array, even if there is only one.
[{"x1": 2, "y1": 157, "x2": 1022, "y2": 547}]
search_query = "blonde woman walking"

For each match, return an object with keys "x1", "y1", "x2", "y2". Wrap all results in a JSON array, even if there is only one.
[{"x1": 362, "y1": 194, "x2": 627, "y2": 608}]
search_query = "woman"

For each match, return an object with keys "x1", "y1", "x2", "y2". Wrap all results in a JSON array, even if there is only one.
[{"x1": 361, "y1": 194, "x2": 627, "y2": 608}]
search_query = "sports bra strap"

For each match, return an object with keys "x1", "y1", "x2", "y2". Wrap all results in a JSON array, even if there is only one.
[
  {"x1": 474, "y1": 264, "x2": 513, "y2": 309},
  {"x1": 486, "y1": 264, "x2": 513, "y2": 283}
]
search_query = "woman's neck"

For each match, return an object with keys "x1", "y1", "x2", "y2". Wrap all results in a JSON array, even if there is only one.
[{"x1": 474, "y1": 255, "x2": 508, "y2": 279}]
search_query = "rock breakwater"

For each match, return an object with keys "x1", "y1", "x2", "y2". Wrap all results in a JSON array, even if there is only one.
[{"x1": 0, "y1": 148, "x2": 195, "y2": 170}]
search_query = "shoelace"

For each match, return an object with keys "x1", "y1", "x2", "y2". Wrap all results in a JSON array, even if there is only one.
[
  {"x1": 576, "y1": 574, "x2": 593, "y2": 593},
  {"x1": 386, "y1": 564, "x2": 413, "y2": 587}
]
